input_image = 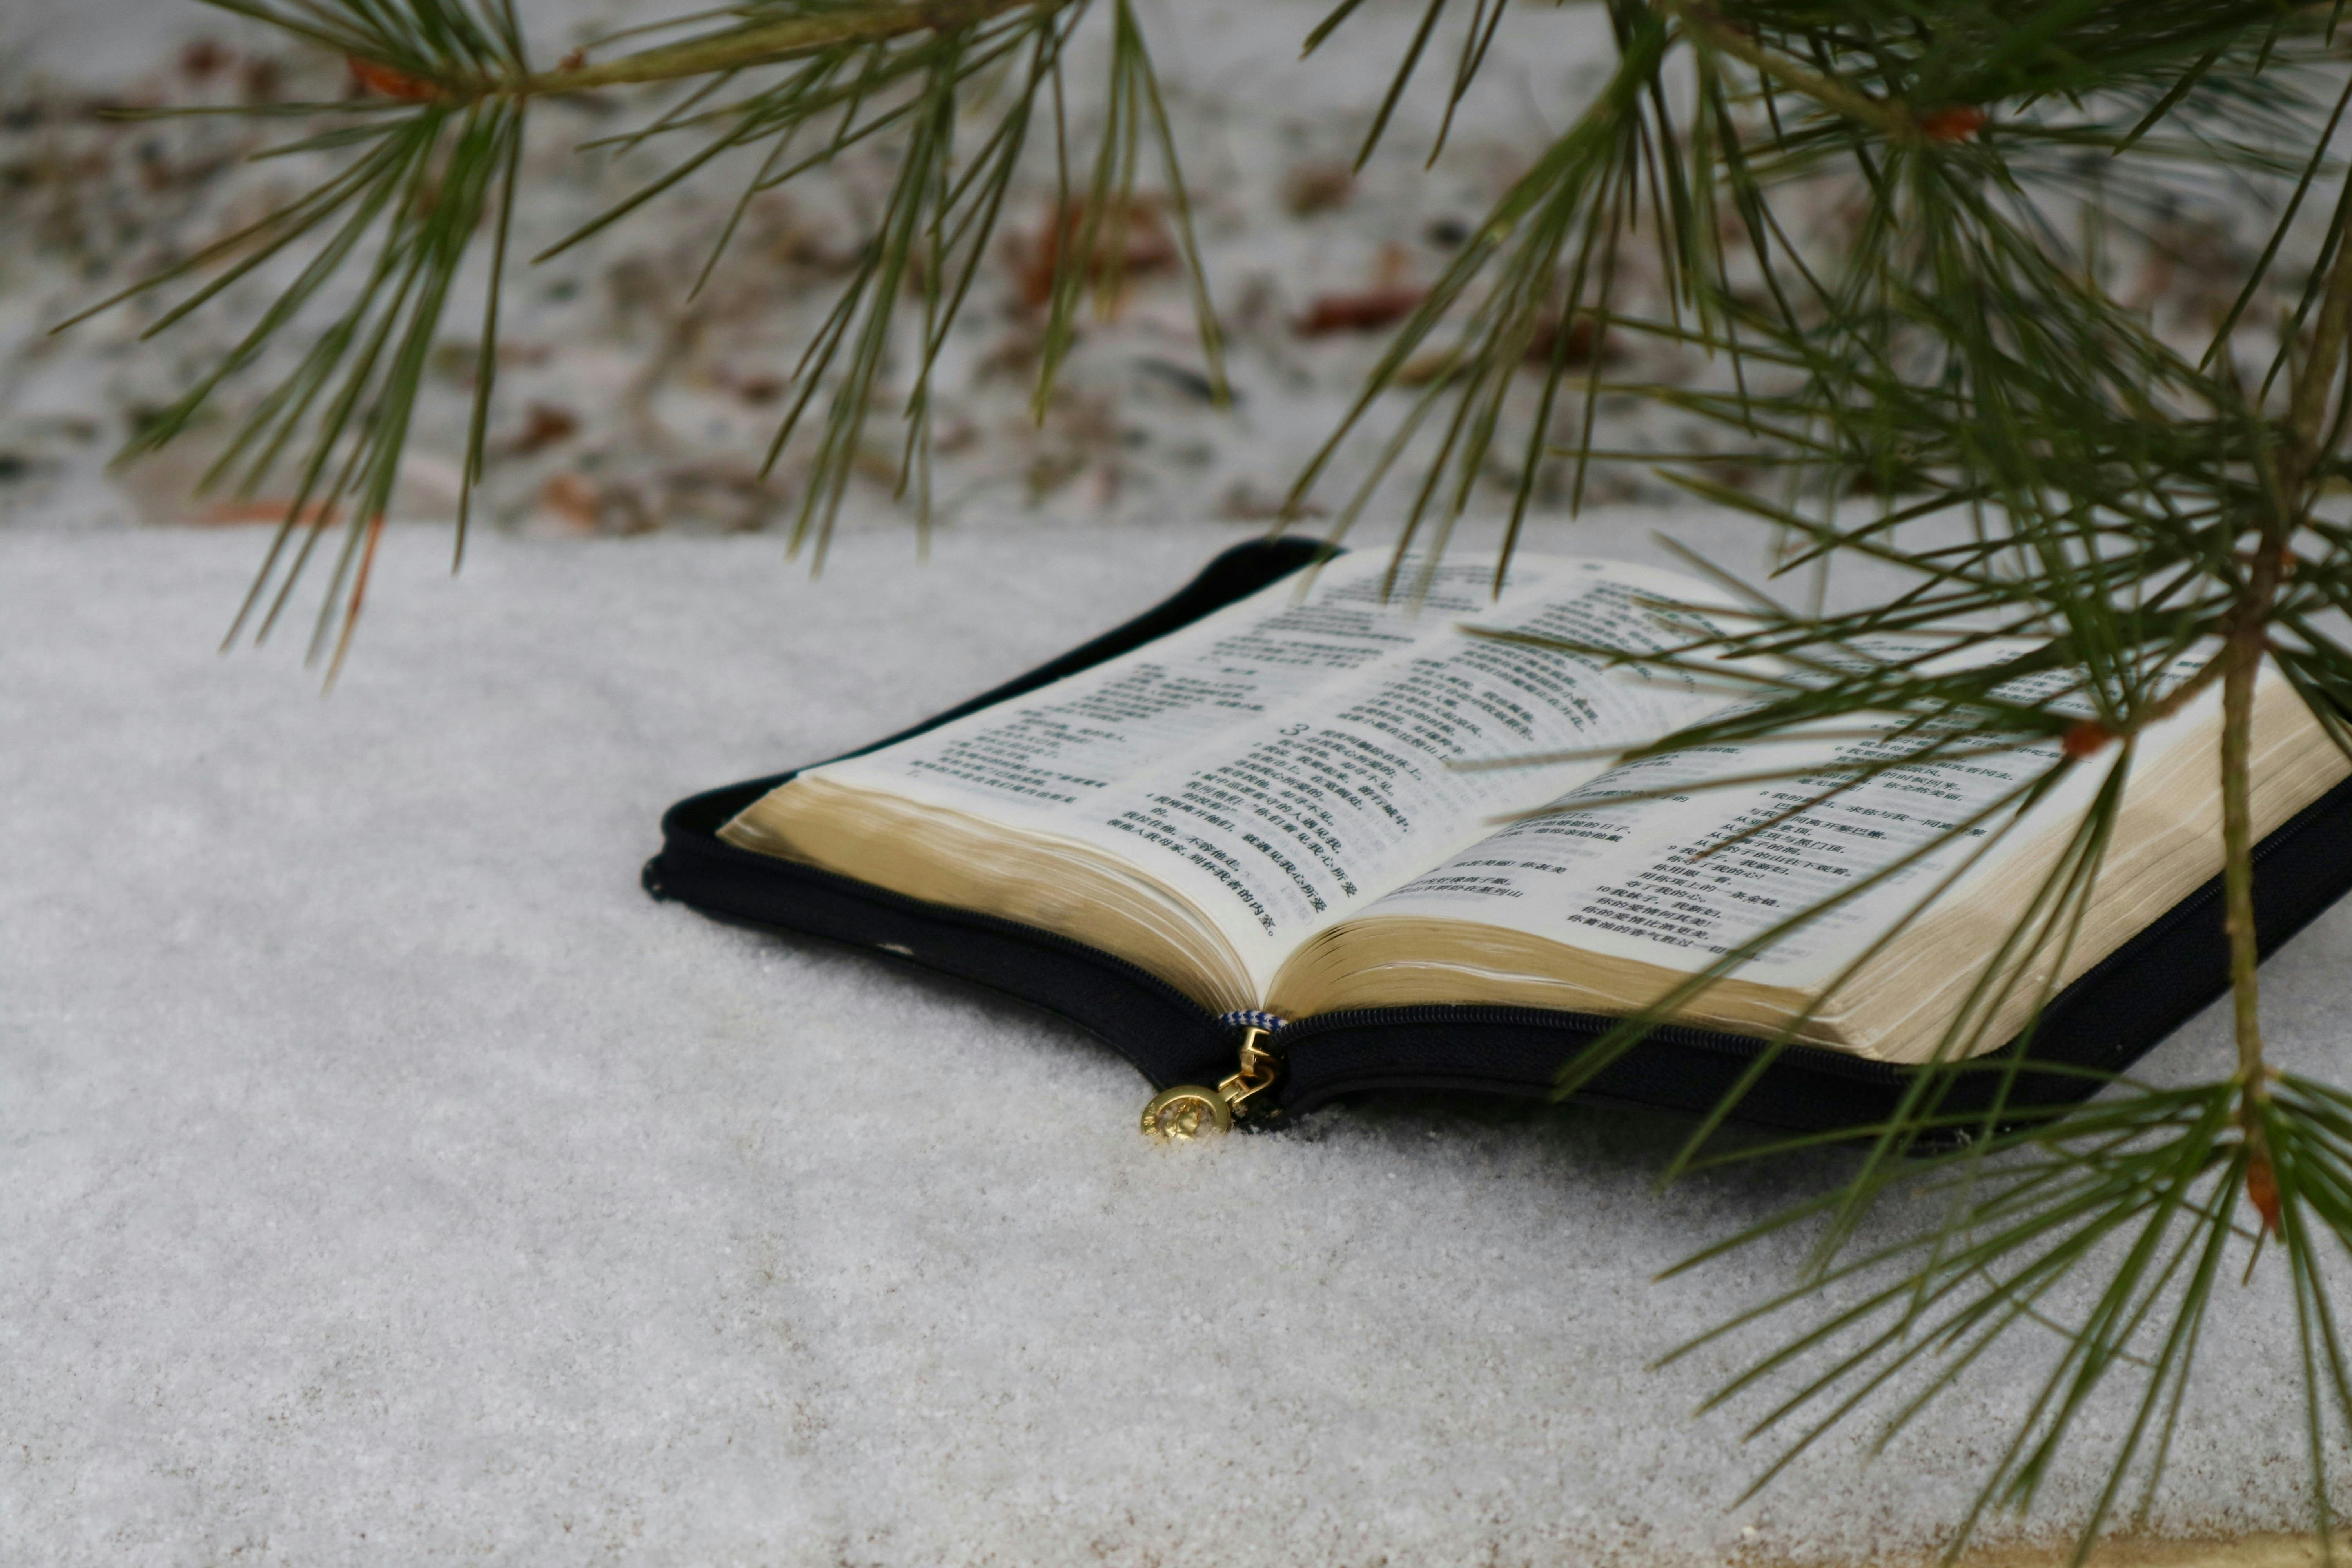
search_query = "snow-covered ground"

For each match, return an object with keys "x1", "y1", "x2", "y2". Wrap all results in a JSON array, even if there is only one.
[{"x1": 4, "y1": 518, "x2": 2344, "y2": 1565}]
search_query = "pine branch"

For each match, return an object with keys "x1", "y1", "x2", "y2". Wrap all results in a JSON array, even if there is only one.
[
  {"x1": 509, "y1": 0, "x2": 1056, "y2": 96},
  {"x1": 55, "y1": 4, "x2": 2352, "y2": 1555},
  {"x1": 65, "y1": 0, "x2": 1221, "y2": 643}
]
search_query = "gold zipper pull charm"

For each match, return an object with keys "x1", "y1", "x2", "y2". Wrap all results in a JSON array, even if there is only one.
[
  {"x1": 1139, "y1": 1083, "x2": 1230, "y2": 1140},
  {"x1": 1140, "y1": 1017, "x2": 1287, "y2": 1141}
]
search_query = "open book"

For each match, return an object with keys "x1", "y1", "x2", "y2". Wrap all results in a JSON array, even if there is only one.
[{"x1": 717, "y1": 550, "x2": 2349, "y2": 1078}]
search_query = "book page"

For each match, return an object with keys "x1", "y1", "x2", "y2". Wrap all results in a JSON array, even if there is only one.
[
  {"x1": 811, "y1": 552, "x2": 1462, "y2": 811},
  {"x1": 799, "y1": 553, "x2": 1740, "y2": 990},
  {"x1": 1355, "y1": 652, "x2": 2215, "y2": 990}
]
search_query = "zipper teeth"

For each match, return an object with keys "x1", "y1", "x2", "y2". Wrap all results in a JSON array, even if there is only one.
[
  {"x1": 674, "y1": 771, "x2": 2351, "y2": 1099},
  {"x1": 1272, "y1": 1004, "x2": 1917, "y2": 1085},
  {"x1": 728, "y1": 848, "x2": 1909, "y2": 1087},
  {"x1": 1274, "y1": 779, "x2": 2352, "y2": 1092},
  {"x1": 672, "y1": 829, "x2": 1230, "y2": 1027}
]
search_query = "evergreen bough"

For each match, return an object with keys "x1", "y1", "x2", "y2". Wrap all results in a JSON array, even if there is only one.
[{"x1": 64, "y1": 2, "x2": 2352, "y2": 1557}]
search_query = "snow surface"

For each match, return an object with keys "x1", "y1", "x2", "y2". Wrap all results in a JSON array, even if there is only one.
[{"x1": 5, "y1": 516, "x2": 2348, "y2": 1566}]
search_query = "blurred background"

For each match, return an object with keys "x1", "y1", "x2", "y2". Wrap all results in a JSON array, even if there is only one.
[{"x1": 0, "y1": 0, "x2": 2288, "y2": 543}]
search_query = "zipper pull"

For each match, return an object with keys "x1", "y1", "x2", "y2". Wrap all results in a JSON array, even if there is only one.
[{"x1": 1140, "y1": 1013, "x2": 1288, "y2": 1141}]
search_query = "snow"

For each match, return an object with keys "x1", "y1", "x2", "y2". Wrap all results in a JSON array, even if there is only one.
[{"x1": 5, "y1": 517, "x2": 2346, "y2": 1566}]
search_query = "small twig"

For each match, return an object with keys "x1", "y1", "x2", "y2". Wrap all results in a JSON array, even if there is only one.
[
  {"x1": 477, "y1": 0, "x2": 1055, "y2": 98},
  {"x1": 1663, "y1": 0, "x2": 1918, "y2": 143}
]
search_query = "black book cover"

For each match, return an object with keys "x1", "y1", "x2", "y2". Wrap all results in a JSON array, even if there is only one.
[{"x1": 644, "y1": 538, "x2": 2352, "y2": 1136}]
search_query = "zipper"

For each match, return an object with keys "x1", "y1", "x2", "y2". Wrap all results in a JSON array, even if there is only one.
[
  {"x1": 1285, "y1": 1002, "x2": 1918, "y2": 1082},
  {"x1": 1140, "y1": 999, "x2": 1914, "y2": 1142},
  {"x1": 675, "y1": 769, "x2": 2350, "y2": 1143},
  {"x1": 652, "y1": 824, "x2": 1241, "y2": 1082},
  {"x1": 1140, "y1": 1016, "x2": 1288, "y2": 1140},
  {"x1": 1222, "y1": 783, "x2": 2347, "y2": 1127}
]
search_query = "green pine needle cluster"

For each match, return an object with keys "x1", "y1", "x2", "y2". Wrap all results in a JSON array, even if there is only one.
[{"x1": 59, "y1": 1, "x2": 2352, "y2": 1559}]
